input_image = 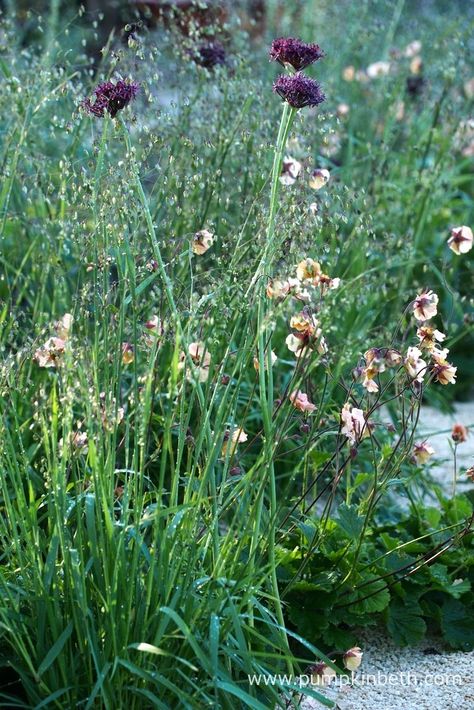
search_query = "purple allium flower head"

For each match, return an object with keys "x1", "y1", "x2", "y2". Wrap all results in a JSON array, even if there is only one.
[
  {"x1": 83, "y1": 79, "x2": 139, "y2": 118},
  {"x1": 270, "y1": 37, "x2": 324, "y2": 71},
  {"x1": 273, "y1": 73, "x2": 325, "y2": 109},
  {"x1": 192, "y1": 40, "x2": 227, "y2": 69}
]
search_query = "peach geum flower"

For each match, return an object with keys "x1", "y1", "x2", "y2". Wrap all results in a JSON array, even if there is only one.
[
  {"x1": 290, "y1": 390, "x2": 317, "y2": 414},
  {"x1": 452, "y1": 423, "x2": 468, "y2": 443},
  {"x1": 448, "y1": 226, "x2": 473, "y2": 255},
  {"x1": 179, "y1": 341, "x2": 211, "y2": 382},
  {"x1": 308, "y1": 168, "x2": 330, "y2": 190},
  {"x1": 221, "y1": 427, "x2": 248, "y2": 457},
  {"x1": 413, "y1": 290, "x2": 438, "y2": 321},
  {"x1": 416, "y1": 325, "x2": 446, "y2": 351},
  {"x1": 343, "y1": 647, "x2": 363, "y2": 672},
  {"x1": 341, "y1": 403, "x2": 369, "y2": 443},
  {"x1": 279, "y1": 156, "x2": 302, "y2": 186},
  {"x1": 413, "y1": 441, "x2": 435, "y2": 465},
  {"x1": 404, "y1": 346, "x2": 427, "y2": 383},
  {"x1": 34, "y1": 337, "x2": 66, "y2": 368},
  {"x1": 192, "y1": 229, "x2": 214, "y2": 255}
]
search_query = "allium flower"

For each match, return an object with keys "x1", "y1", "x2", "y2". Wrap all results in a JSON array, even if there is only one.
[
  {"x1": 404, "y1": 346, "x2": 427, "y2": 383},
  {"x1": 416, "y1": 325, "x2": 446, "y2": 351},
  {"x1": 366, "y1": 61, "x2": 391, "y2": 79},
  {"x1": 290, "y1": 390, "x2": 317, "y2": 414},
  {"x1": 279, "y1": 156, "x2": 302, "y2": 185},
  {"x1": 343, "y1": 647, "x2": 363, "y2": 672},
  {"x1": 122, "y1": 342, "x2": 134, "y2": 365},
  {"x1": 192, "y1": 40, "x2": 226, "y2": 69},
  {"x1": 34, "y1": 337, "x2": 66, "y2": 368},
  {"x1": 269, "y1": 37, "x2": 324, "y2": 71},
  {"x1": 452, "y1": 423, "x2": 468, "y2": 443},
  {"x1": 413, "y1": 441, "x2": 435, "y2": 465},
  {"x1": 83, "y1": 80, "x2": 139, "y2": 118},
  {"x1": 448, "y1": 226, "x2": 473, "y2": 255},
  {"x1": 222, "y1": 428, "x2": 248, "y2": 457},
  {"x1": 273, "y1": 73, "x2": 325, "y2": 109},
  {"x1": 341, "y1": 403, "x2": 369, "y2": 444},
  {"x1": 308, "y1": 168, "x2": 330, "y2": 190},
  {"x1": 192, "y1": 229, "x2": 214, "y2": 255},
  {"x1": 413, "y1": 290, "x2": 438, "y2": 321},
  {"x1": 309, "y1": 661, "x2": 336, "y2": 686}
]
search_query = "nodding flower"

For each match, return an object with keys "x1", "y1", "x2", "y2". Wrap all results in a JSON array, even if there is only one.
[
  {"x1": 273, "y1": 73, "x2": 325, "y2": 109},
  {"x1": 83, "y1": 79, "x2": 139, "y2": 118},
  {"x1": 269, "y1": 37, "x2": 324, "y2": 71},
  {"x1": 191, "y1": 40, "x2": 227, "y2": 69}
]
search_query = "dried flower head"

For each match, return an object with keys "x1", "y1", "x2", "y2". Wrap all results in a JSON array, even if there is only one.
[
  {"x1": 448, "y1": 226, "x2": 473, "y2": 255},
  {"x1": 192, "y1": 229, "x2": 214, "y2": 255},
  {"x1": 413, "y1": 441, "x2": 435, "y2": 464},
  {"x1": 309, "y1": 168, "x2": 330, "y2": 190},
  {"x1": 279, "y1": 156, "x2": 302, "y2": 185},
  {"x1": 269, "y1": 37, "x2": 324, "y2": 71},
  {"x1": 273, "y1": 73, "x2": 325, "y2": 109},
  {"x1": 413, "y1": 290, "x2": 438, "y2": 321},
  {"x1": 452, "y1": 423, "x2": 468, "y2": 443},
  {"x1": 343, "y1": 647, "x2": 363, "y2": 672},
  {"x1": 83, "y1": 79, "x2": 139, "y2": 118}
]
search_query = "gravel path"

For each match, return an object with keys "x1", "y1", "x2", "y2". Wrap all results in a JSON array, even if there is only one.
[{"x1": 300, "y1": 402, "x2": 474, "y2": 710}]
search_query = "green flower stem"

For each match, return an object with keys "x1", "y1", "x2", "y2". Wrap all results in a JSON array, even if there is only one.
[{"x1": 252, "y1": 102, "x2": 296, "y2": 670}]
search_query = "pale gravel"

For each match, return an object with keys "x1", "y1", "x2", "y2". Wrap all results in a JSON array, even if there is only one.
[{"x1": 299, "y1": 402, "x2": 474, "y2": 710}]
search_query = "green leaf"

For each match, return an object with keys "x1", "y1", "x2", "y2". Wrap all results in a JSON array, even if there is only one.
[
  {"x1": 38, "y1": 622, "x2": 73, "y2": 676},
  {"x1": 337, "y1": 503, "x2": 366, "y2": 539},
  {"x1": 387, "y1": 598, "x2": 426, "y2": 646},
  {"x1": 347, "y1": 581, "x2": 390, "y2": 614},
  {"x1": 441, "y1": 598, "x2": 474, "y2": 650}
]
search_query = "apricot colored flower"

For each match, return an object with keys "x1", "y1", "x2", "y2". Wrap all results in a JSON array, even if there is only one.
[
  {"x1": 122, "y1": 342, "x2": 134, "y2": 365},
  {"x1": 280, "y1": 156, "x2": 302, "y2": 185},
  {"x1": 308, "y1": 168, "x2": 330, "y2": 190},
  {"x1": 413, "y1": 441, "x2": 434, "y2": 465},
  {"x1": 34, "y1": 337, "x2": 66, "y2": 368},
  {"x1": 341, "y1": 403, "x2": 369, "y2": 443},
  {"x1": 404, "y1": 346, "x2": 427, "y2": 383},
  {"x1": 192, "y1": 229, "x2": 214, "y2": 255},
  {"x1": 413, "y1": 290, "x2": 438, "y2": 321},
  {"x1": 448, "y1": 226, "x2": 473, "y2": 255},
  {"x1": 416, "y1": 325, "x2": 446, "y2": 351},
  {"x1": 343, "y1": 647, "x2": 363, "y2": 672},
  {"x1": 221, "y1": 427, "x2": 248, "y2": 457},
  {"x1": 452, "y1": 423, "x2": 468, "y2": 443},
  {"x1": 290, "y1": 390, "x2": 317, "y2": 414}
]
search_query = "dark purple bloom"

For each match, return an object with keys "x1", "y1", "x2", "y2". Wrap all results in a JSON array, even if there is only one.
[
  {"x1": 83, "y1": 80, "x2": 139, "y2": 118},
  {"x1": 270, "y1": 37, "x2": 324, "y2": 71},
  {"x1": 192, "y1": 40, "x2": 227, "y2": 69},
  {"x1": 273, "y1": 73, "x2": 325, "y2": 109}
]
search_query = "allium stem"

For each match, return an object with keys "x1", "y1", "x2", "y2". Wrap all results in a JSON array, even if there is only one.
[{"x1": 253, "y1": 101, "x2": 296, "y2": 671}]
